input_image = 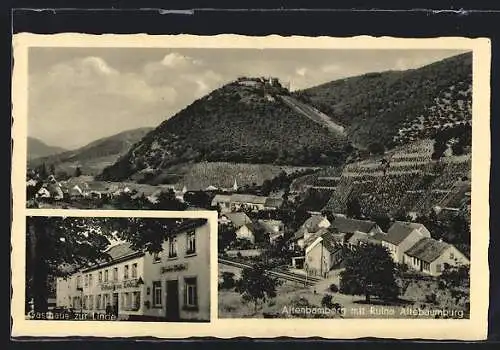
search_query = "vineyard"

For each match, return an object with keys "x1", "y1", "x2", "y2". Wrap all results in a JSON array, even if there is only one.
[{"x1": 162, "y1": 162, "x2": 316, "y2": 191}]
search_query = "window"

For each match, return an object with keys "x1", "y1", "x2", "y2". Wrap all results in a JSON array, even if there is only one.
[
  {"x1": 96, "y1": 294, "x2": 101, "y2": 309},
  {"x1": 168, "y1": 236, "x2": 178, "y2": 258},
  {"x1": 422, "y1": 261, "x2": 430, "y2": 271},
  {"x1": 84, "y1": 275, "x2": 89, "y2": 287},
  {"x1": 76, "y1": 276, "x2": 82, "y2": 289},
  {"x1": 153, "y1": 281, "x2": 162, "y2": 307},
  {"x1": 186, "y1": 231, "x2": 196, "y2": 255},
  {"x1": 113, "y1": 267, "x2": 118, "y2": 281},
  {"x1": 89, "y1": 274, "x2": 93, "y2": 287},
  {"x1": 89, "y1": 295, "x2": 94, "y2": 310},
  {"x1": 184, "y1": 277, "x2": 198, "y2": 309},
  {"x1": 450, "y1": 252, "x2": 455, "y2": 259},
  {"x1": 104, "y1": 270, "x2": 108, "y2": 282},
  {"x1": 132, "y1": 291, "x2": 141, "y2": 311},
  {"x1": 83, "y1": 296, "x2": 88, "y2": 310},
  {"x1": 153, "y1": 252, "x2": 161, "y2": 263},
  {"x1": 131, "y1": 263, "x2": 137, "y2": 278},
  {"x1": 123, "y1": 293, "x2": 130, "y2": 310},
  {"x1": 124, "y1": 265, "x2": 129, "y2": 280},
  {"x1": 436, "y1": 264, "x2": 442, "y2": 273},
  {"x1": 98, "y1": 272, "x2": 102, "y2": 283}
]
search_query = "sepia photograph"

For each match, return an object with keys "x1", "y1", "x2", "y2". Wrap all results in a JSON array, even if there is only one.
[
  {"x1": 25, "y1": 215, "x2": 211, "y2": 322},
  {"x1": 12, "y1": 34, "x2": 490, "y2": 339}
]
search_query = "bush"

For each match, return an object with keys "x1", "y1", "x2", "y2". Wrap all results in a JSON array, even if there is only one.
[
  {"x1": 321, "y1": 294, "x2": 333, "y2": 308},
  {"x1": 220, "y1": 272, "x2": 236, "y2": 290},
  {"x1": 425, "y1": 293, "x2": 437, "y2": 304},
  {"x1": 329, "y1": 283, "x2": 339, "y2": 293}
]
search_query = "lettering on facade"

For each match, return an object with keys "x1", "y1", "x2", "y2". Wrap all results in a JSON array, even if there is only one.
[
  {"x1": 161, "y1": 263, "x2": 188, "y2": 274},
  {"x1": 100, "y1": 279, "x2": 140, "y2": 291}
]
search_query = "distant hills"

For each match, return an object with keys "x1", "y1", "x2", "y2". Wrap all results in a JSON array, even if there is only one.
[
  {"x1": 294, "y1": 52, "x2": 472, "y2": 148},
  {"x1": 27, "y1": 137, "x2": 66, "y2": 160},
  {"x1": 99, "y1": 53, "x2": 472, "y2": 184},
  {"x1": 29, "y1": 127, "x2": 153, "y2": 176},
  {"x1": 98, "y1": 78, "x2": 350, "y2": 182}
]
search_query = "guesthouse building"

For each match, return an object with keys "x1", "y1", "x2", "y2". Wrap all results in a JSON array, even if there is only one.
[{"x1": 55, "y1": 219, "x2": 210, "y2": 322}]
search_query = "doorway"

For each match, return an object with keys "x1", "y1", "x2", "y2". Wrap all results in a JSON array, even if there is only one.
[
  {"x1": 165, "y1": 280, "x2": 180, "y2": 321},
  {"x1": 112, "y1": 293, "x2": 119, "y2": 317}
]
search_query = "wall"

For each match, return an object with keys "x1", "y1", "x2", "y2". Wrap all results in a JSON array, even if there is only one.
[
  {"x1": 80, "y1": 255, "x2": 146, "y2": 318},
  {"x1": 305, "y1": 242, "x2": 330, "y2": 277},
  {"x1": 430, "y1": 245, "x2": 470, "y2": 276},
  {"x1": 235, "y1": 226, "x2": 255, "y2": 243},
  {"x1": 142, "y1": 223, "x2": 211, "y2": 322},
  {"x1": 395, "y1": 230, "x2": 430, "y2": 263}
]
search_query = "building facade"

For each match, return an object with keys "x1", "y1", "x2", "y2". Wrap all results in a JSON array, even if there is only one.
[
  {"x1": 379, "y1": 222, "x2": 431, "y2": 263},
  {"x1": 403, "y1": 237, "x2": 470, "y2": 276},
  {"x1": 56, "y1": 219, "x2": 210, "y2": 322}
]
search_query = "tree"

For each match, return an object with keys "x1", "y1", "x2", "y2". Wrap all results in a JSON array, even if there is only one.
[
  {"x1": 26, "y1": 216, "x2": 112, "y2": 313},
  {"x1": 346, "y1": 197, "x2": 363, "y2": 219},
  {"x1": 74, "y1": 166, "x2": 82, "y2": 178},
  {"x1": 431, "y1": 141, "x2": 447, "y2": 160},
  {"x1": 339, "y1": 244, "x2": 400, "y2": 303},
  {"x1": 49, "y1": 164, "x2": 56, "y2": 175},
  {"x1": 153, "y1": 190, "x2": 188, "y2": 210},
  {"x1": 368, "y1": 142, "x2": 385, "y2": 155},
  {"x1": 218, "y1": 224, "x2": 237, "y2": 252},
  {"x1": 238, "y1": 263, "x2": 278, "y2": 313},
  {"x1": 37, "y1": 163, "x2": 48, "y2": 180}
]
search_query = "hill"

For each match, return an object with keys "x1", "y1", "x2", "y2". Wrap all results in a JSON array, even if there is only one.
[
  {"x1": 29, "y1": 127, "x2": 153, "y2": 176},
  {"x1": 27, "y1": 137, "x2": 66, "y2": 160},
  {"x1": 294, "y1": 52, "x2": 472, "y2": 148},
  {"x1": 99, "y1": 77, "x2": 350, "y2": 182}
]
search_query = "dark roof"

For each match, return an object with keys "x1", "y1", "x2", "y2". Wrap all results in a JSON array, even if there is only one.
[
  {"x1": 320, "y1": 231, "x2": 343, "y2": 254},
  {"x1": 106, "y1": 242, "x2": 137, "y2": 260},
  {"x1": 225, "y1": 212, "x2": 252, "y2": 228},
  {"x1": 404, "y1": 238, "x2": 450, "y2": 263},
  {"x1": 264, "y1": 197, "x2": 284, "y2": 208},
  {"x1": 382, "y1": 221, "x2": 423, "y2": 245},
  {"x1": 293, "y1": 215, "x2": 329, "y2": 240},
  {"x1": 330, "y1": 217, "x2": 377, "y2": 234}
]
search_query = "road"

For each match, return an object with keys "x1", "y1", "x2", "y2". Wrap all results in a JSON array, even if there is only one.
[{"x1": 279, "y1": 95, "x2": 346, "y2": 135}]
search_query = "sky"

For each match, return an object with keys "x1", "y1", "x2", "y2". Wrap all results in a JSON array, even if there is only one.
[{"x1": 28, "y1": 47, "x2": 468, "y2": 150}]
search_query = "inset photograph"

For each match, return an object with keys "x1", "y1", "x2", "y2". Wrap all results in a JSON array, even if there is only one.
[{"x1": 26, "y1": 215, "x2": 211, "y2": 322}]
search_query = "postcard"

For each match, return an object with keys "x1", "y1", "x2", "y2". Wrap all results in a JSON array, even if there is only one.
[{"x1": 11, "y1": 33, "x2": 491, "y2": 340}]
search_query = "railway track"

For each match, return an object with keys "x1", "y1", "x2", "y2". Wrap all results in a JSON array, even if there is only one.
[{"x1": 218, "y1": 258, "x2": 322, "y2": 287}]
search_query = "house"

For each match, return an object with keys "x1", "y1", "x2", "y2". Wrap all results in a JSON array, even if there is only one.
[
  {"x1": 403, "y1": 238, "x2": 470, "y2": 276},
  {"x1": 230, "y1": 194, "x2": 268, "y2": 212},
  {"x1": 211, "y1": 194, "x2": 232, "y2": 213},
  {"x1": 292, "y1": 215, "x2": 331, "y2": 249},
  {"x1": 304, "y1": 230, "x2": 344, "y2": 278},
  {"x1": 235, "y1": 223, "x2": 256, "y2": 244},
  {"x1": 36, "y1": 187, "x2": 51, "y2": 199},
  {"x1": 26, "y1": 178, "x2": 38, "y2": 187},
  {"x1": 257, "y1": 219, "x2": 285, "y2": 242},
  {"x1": 70, "y1": 185, "x2": 84, "y2": 198},
  {"x1": 379, "y1": 221, "x2": 431, "y2": 263},
  {"x1": 47, "y1": 183, "x2": 64, "y2": 200},
  {"x1": 329, "y1": 217, "x2": 382, "y2": 236},
  {"x1": 264, "y1": 197, "x2": 284, "y2": 211},
  {"x1": 56, "y1": 219, "x2": 210, "y2": 322},
  {"x1": 222, "y1": 212, "x2": 252, "y2": 229}
]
